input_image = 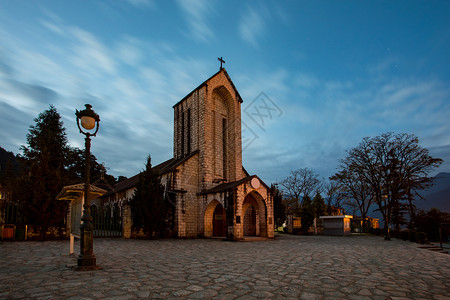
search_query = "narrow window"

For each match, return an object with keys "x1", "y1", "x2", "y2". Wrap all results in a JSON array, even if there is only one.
[
  {"x1": 181, "y1": 111, "x2": 185, "y2": 156},
  {"x1": 222, "y1": 118, "x2": 227, "y2": 179},
  {"x1": 175, "y1": 108, "x2": 179, "y2": 157},
  {"x1": 187, "y1": 108, "x2": 191, "y2": 154}
]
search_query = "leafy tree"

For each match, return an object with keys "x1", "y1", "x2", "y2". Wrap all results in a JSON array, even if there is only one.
[
  {"x1": 14, "y1": 105, "x2": 70, "y2": 239},
  {"x1": 341, "y1": 132, "x2": 442, "y2": 239},
  {"x1": 300, "y1": 195, "x2": 314, "y2": 234},
  {"x1": 415, "y1": 208, "x2": 450, "y2": 242},
  {"x1": 2, "y1": 107, "x2": 115, "y2": 239},
  {"x1": 0, "y1": 148, "x2": 21, "y2": 203},
  {"x1": 0, "y1": 147, "x2": 20, "y2": 178},
  {"x1": 129, "y1": 156, "x2": 166, "y2": 238},
  {"x1": 312, "y1": 192, "x2": 326, "y2": 218},
  {"x1": 271, "y1": 183, "x2": 285, "y2": 228},
  {"x1": 66, "y1": 147, "x2": 116, "y2": 185}
]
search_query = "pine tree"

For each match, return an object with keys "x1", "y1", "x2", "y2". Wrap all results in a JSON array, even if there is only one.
[
  {"x1": 15, "y1": 105, "x2": 70, "y2": 239},
  {"x1": 129, "y1": 156, "x2": 166, "y2": 238},
  {"x1": 312, "y1": 192, "x2": 326, "y2": 218},
  {"x1": 271, "y1": 184, "x2": 285, "y2": 228},
  {"x1": 300, "y1": 195, "x2": 314, "y2": 234}
]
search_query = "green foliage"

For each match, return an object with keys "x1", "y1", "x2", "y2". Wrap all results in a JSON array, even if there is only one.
[
  {"x1": 415, "y1": 231, "x2": 427, "y2": 244},
  {"x1": 2, "y1": 106, "x2": 116, "y2": 239},
  {"x1": 66, "y1": 147, "x2": 116, "y2": 185},
  {"x1": 400, "y1": 230, "x2": 410, "y2": 241},
  {"x1": 0, "y1": 147, "x2": 20, "y2": 178},
  {"x1": 15, "y1": 152, "x2": 68, "y2": 228},
  {"x1": 271, "y1": 184, "x2": 285, "y2": 228},
  {"x1": 415, "y1": 208, "x2": 450, "y2": 242},
  {"x1": 21, "y1": 105, "x2": 70, "y2": 166},
  {"x1": 300, "y1": 195, "x2": 314, "y2": 234},
  {"x1": 312, "y1": 192, "x2": 326, "y2": 217},
  {"x1": 129, "y1": 156, "x2": 167, "y2": 238},
  {"x1": 13, "y1": 106, "x2": 70, "y2": 239},
  {"x1": 0, "y1": 148, "x2": 22, "y2": 207}
]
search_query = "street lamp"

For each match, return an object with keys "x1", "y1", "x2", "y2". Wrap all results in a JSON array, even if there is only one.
[{"x1": 75, "y1": 104, "x2": 100, "y2": 270}]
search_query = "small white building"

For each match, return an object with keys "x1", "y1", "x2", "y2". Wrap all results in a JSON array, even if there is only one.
[{"x1": 319, "y1": 215, "x2": 353, "y2": 236}]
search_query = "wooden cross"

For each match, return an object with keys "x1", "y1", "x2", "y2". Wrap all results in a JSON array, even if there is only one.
[{"x1": 218, "y1": 57, "x2": 225, "y2": 69}]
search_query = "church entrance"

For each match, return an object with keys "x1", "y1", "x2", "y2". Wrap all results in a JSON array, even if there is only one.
[
  {"x1": 242, "y1": 192, "x2": 267, "y2": 237},
  {"x1": 243, "y1": 204, "x2": 257, "y2": 236},
  {"x1": 204, "y1": 200, "x2": 227, "y2": 237},
  {"x1": 212, "y1": 204, "x2": 226, "y2": 237}
]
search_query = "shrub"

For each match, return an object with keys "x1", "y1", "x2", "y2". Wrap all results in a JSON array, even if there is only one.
[
  {"x1": 408, "y1": 230, "x2": 416, "y2": 242},
  {"x1": 371, "y1": 228, "x2": 381, "y2": 236},
  {"x1": 415, "y1": 231, "x2": 427, "y2": 244},
  {"x1": 391, "y1": 229, "x2": 400, "y2": 239},
  {"x1": 400, "y1": 230, "x2": 409, "y2": 241}
]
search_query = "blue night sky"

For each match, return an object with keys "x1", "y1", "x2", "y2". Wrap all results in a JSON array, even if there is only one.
[{"x1": 1, "y1": 0, "x2": 449, "y2": 184}]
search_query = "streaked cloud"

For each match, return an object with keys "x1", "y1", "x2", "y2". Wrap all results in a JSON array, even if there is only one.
[
  {"x1": 70, "y1": 28, "x2": 117, "y2": 76},
  {"x1": 176, "y1": 0, "x2": 215, "y2": 42},
  {"x1": 1, "y1": 1, "x2": 449, "y2": 184},
  {"x1": 239, "y1": 66, "x2": 450, "y2": 180},
  {"x1": 238, "y1": 6, "x2": 267, "y2": 47},
  {"x1": 126, "y1": 0, "x2": 155, "y2": 9}
]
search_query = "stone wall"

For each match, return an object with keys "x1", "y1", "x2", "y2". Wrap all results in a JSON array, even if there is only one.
[
  {"x1": 173, "y1": 154, "x2": 199, "y2": 238},
  {"x1": 170, "y1": 70, "x2": 273, "y2": 239},
  {"x1": 122, "y1": 204, "x2": 131, "y2": 238}
]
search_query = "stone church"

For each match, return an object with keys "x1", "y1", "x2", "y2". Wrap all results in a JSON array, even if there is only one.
[{"x1": 106, "y1": 67, "x2": 274, "y2": 240}]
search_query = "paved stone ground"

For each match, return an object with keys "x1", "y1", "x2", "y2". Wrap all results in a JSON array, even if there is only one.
[{"x1": 0, "y1": 234, "x2": 449, "y2": 299}]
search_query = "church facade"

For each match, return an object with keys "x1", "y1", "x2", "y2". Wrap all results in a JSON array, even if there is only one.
[{"x1": 106, "y1": 68, "x2": 274, "y2": 239}]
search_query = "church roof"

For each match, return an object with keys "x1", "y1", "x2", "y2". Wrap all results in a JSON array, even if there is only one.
[
  {"x1": 173, "y1": 68, "x2": 243, "y2": 108},
  {"x1": 105, "y1": 150, "x2": 199, "y2": 195},
  {"x1": 158, "y1": 150, "x2": 199, "y2": 174},
  {"x1": 200, "y1": 175, "x2": 271, "y2": 195}
]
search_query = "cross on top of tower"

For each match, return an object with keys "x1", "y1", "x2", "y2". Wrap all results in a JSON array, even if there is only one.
[{"x1": 218, "y1": 57, "x2": 225, "y2": 70}]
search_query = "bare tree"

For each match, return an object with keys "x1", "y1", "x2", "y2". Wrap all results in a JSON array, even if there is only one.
[
  {"x1": 279, "y1": 168, "x2": 322, "y2": 204},
  {"x1": 342, "y1": 133, "x2": 442, "y2": 239},
  {"x1": 323, "y1": 180, "x2": 346, "y2": 215},
  {"x1": 331, "y1": 168, "x2": 373, "y2": 232}
]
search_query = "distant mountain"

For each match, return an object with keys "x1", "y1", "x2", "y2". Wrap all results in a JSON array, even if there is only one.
[{"x1": 416, "y1": 172, "x2": 450, "y2": 213}]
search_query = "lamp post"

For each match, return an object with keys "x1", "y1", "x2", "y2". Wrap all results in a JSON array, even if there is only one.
[{"x1": 75, "y1": 104, "x2": 100, "y2": 270}]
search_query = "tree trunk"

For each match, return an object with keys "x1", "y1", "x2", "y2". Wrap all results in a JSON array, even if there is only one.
[
  {"x1": 407, "y1": 197, "x2": 416, "y2": 230},
  {"x1": 361, "y1": 214, "x2": 367, "y2": 233}
]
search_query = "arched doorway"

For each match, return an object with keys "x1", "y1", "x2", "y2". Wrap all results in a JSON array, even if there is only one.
[
  {"x1": 213, "y1": 204, "x2": 226, "y2": 237},
  {"x1": 204, "y1": 200, "x2": 227, "y2": 237},
  {"x1": 242, "y1": 192, "x2": 267, "y2": 237},
  {"x1": 243, "y1": 204, "x2": 257, "y2": 236}
]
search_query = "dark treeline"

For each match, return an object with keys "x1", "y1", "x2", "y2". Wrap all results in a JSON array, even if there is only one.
[{"x1": 0, "y1": 105, "x2": 116, "y2": 240}]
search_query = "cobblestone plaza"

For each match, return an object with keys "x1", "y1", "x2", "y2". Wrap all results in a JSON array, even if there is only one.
[{"x1": 0, "y1": 234, "x2": 449, "y2": 299}]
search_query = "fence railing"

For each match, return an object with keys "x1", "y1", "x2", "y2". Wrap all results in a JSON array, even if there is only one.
[
  {"x1": 1, "y1": 202, "x2": 123, "y2": 239},
  {"x1": 91, "y1": 205, "x2": 122, "y2": 237}
]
